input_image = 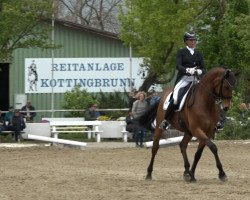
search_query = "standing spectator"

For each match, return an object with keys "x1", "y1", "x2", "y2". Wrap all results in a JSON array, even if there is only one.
[
  {"x1": 146, "y1": 92, "x2": 161, "y2": 107},
  {"x1": 132, "y1": 91, "x2": 148, "y2": 147},
  {"x1": 21, "y1": 101, "x2": 36, "y2": 122},
  {"x1": 128, "y1": 89, "x2": 138, "y2": 112},
  {"x1": 7, "y1": 110, "x2": 26, "y2": 142},
  {"x1": 239, "y1": 102, "x2": 249, "y2": 123}
]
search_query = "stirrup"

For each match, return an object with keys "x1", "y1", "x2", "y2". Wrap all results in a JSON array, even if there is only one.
[{"x1": 159, "y1": 120, "x2": 170, "y2": 130}]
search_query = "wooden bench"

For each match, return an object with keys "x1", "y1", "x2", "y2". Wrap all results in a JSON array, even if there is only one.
[{"x1": 49, "y1": 121, "x2": 103, "y2": 142}]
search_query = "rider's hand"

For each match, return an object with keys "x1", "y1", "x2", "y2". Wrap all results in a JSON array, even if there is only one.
[
  {"x1": 195, "y1": 69, "x2": 202, "y2": 75},
  {"x1": 186, "y1": 67, "x2": 196, "y2": 75}
]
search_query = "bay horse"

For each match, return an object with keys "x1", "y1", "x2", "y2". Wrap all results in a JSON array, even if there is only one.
[{"x1": 141, "y1": 67, "x2": 237, "y2": 182}]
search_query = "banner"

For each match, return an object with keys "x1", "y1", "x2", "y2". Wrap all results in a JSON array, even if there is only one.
[{"x1": 24, "y1": 58, "x2": 146, "y2": 93}]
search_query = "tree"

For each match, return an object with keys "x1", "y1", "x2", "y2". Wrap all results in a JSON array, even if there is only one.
[
  {"x1": 197, "y1": 0, "x2": 250, "y2": 101},
  {"x1": 0, "y1": 0, "x2": 53, "y2": 60},
  {"x1": 119, "y1": 0, "x2": 208, "y2": 91},
  {"x1": 56, "y1": 0, "x2": 125, "y2": 33}
]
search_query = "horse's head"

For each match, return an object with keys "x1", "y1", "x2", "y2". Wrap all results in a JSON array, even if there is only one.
[{"x1": 213, "y1": 68, "x2": 237, "y2": 111}]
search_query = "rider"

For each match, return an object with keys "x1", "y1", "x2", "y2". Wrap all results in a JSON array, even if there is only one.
[{"x1": 159, "y1": 31, "x2": 206, "y2": 130}]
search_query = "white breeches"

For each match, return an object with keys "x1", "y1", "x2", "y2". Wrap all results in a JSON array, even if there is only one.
[{"x1": 172, "y1": 75, "x2": 196, "y2": 105}]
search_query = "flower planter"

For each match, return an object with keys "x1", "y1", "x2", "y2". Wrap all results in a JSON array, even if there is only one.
[{"x1": 100, "y1": 121, "x2": 128, "y2": 139}]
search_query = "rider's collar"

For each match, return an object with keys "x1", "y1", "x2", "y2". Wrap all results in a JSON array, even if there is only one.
[{"x1": 186, "y1": 46, "x2": 195, "y2": 55}]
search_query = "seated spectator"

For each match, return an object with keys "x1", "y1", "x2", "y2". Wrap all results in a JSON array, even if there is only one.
[
  {"x1": 0, "y1": 110, "x2": 6, "y2": 133},
  {"x1": 84, "y1": 103, "x2": 98, "y2": 121},
  {"x1": 84, "y1": 103, "x2": 98, "y2": 130},
  {"x1": 125, "y1": 111, "x2": 135, "y2": 137},
  {"x1": 21, "y1": 100, "x2": 36, "y2": 122},
  {"x1": 7, "y1": 110, "x2": 26, "y2": 142},
  {"x1": 4, "y1": 106, "x2": 14, "y2": 123}
]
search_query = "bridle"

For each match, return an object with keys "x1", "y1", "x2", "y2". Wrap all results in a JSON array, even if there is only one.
[
  {"x1": 196, "y1": 69, "x2": 235, "y2": 108},
  {"x1": 214, "y1": 70, "x2": 235, "y2": 103}
]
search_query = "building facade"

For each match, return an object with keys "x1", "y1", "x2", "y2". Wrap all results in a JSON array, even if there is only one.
[{"x1": 0, "y1": 20, "x2": 138, "y2": 121}]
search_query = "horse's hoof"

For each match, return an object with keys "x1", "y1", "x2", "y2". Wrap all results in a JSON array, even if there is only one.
[
  {"x1": 190, "y1": 178, "x2": 197, "y2": 183},
  {"x1": 219, "y1": 174, "x2": 228, "y2": 182},
  {"x1": 145, "y1": 174, "x2": 152, "y2": 180},
  {"x1": 183, "y1": 173, "x2": 191, "y2": 182}
]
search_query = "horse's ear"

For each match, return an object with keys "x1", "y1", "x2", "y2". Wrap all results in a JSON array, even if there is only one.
[{"x1": 224, "y1": 69, "x2": 231, "y2": 78}]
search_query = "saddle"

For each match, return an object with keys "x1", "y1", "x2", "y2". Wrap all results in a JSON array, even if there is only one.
[{"x1": 163, "y1": 82, "x2": 194, "y2": 111}]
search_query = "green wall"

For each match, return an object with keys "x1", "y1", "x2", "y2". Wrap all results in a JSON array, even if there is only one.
[{"x1": 10, "y1": 22, "x2": 129, "y2": 121}]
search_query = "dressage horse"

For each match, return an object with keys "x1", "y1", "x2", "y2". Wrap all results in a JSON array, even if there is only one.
[{"x1": 141, "y1": 67, "x2": 237, "y2": 182}]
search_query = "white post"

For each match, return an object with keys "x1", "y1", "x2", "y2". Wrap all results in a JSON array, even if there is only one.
[
  {"x1": 121, "y1": 123, "x2": 128, "y2": 142},
  {"x1": 94, "y1": 125, "x2": 101, "y2": 142},
  {"x1": 129, "y1": 43, "x2": 133, "y2": 92},
  {"x1": 123, "y1": 132, "x2": 128, "y2": 143},
  {"x1": 51, "y1": 0, "x2": 55, "y2": 117},
  {"x1": 87, "y1": 127, "x2": 91, "y2": 139}
]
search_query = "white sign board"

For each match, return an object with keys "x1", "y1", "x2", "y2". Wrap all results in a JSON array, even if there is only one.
[{"x1": 25, "y1": 58, "x2": 146, "y2": 93}]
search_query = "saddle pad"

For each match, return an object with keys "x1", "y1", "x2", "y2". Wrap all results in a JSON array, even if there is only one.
[{"x1": 163, "y1": 83, "x2": 193, "y2": 111}]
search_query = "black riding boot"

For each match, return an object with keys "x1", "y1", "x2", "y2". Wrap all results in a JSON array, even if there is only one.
[{"x1": 159, "y1": 99, "x2": 175, "y2": 130}]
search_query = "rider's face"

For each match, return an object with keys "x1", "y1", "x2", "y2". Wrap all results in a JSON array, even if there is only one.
[{"x1": 186, "y1": 39, "x2": 196, "y2": 48}]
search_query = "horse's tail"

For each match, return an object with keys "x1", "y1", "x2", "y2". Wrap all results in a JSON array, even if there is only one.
[{"x1": 138, "y1": 102, "x2": 159, "y2": 131}]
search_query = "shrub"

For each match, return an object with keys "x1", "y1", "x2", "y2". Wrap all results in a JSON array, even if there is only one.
[
  {"x1": 62, "y1": 86, "x2": 129, "y2": 119},
  {"x1": 62, "y1": 85, "x2": 98, "y2": 117},
  {"x1": 217, "y1": 92, "x2": 250, "y2": 139}
]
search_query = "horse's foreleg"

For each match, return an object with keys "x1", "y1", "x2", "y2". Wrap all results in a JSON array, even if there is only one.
[
  {"x1": 189, "y1": 143, "x2": 205, "y2": 182},
  {"x1": 179, "y1": 134, "x2": 192, "y2": 182},
  {"x1": 206, "y1": 139, "x2": 227, "y2": 181}
]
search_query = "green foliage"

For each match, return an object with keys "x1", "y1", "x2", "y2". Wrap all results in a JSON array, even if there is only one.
[
  {"x1": 97, "y1": 91, "x2": 129, "y2": 119},
  {"x1": 62, "y1": 85, "x2": 98, "y2": 117},
  {"x1": 197, "y1": 0, "x2": 250, "y2": 101},
  {"x1": 119, "y1": 0, "x2": 208, "y2": 87},
  {"x1": 217, "y1": 91, "x2": 250, "y2": 139},
  {"x1": 0, "y1": 0, "x2": 53, "y2": 59},
  {"x1": 62, "y1": 86, "x2": 129, "y2": 118}
]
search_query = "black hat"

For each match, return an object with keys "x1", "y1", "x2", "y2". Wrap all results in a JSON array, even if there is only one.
[{"x1": 183, "y1": 32, "x2": 197, "y2": 42}]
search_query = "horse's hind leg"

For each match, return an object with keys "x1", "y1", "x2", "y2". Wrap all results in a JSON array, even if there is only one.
[
  {"x1": 145, "y1": 143, "x2": 159, "y2": 180},
  {"x1": 179, "y1": 134, "x2": 192, "y2": 182},
  {"x1": 206, "y1": 139, "x2": 227, "y2": 181},
  {"x1": 145, "y1": 129, "x2": 161, "y2": 180}
]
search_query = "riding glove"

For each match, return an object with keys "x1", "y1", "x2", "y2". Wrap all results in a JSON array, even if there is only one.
[
  {"x1": 186, "y1": 67, "x2": 196, "y2": 75},
  {"x1": 195, "y1": 69, "x2": 202, "y2": 75}
]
